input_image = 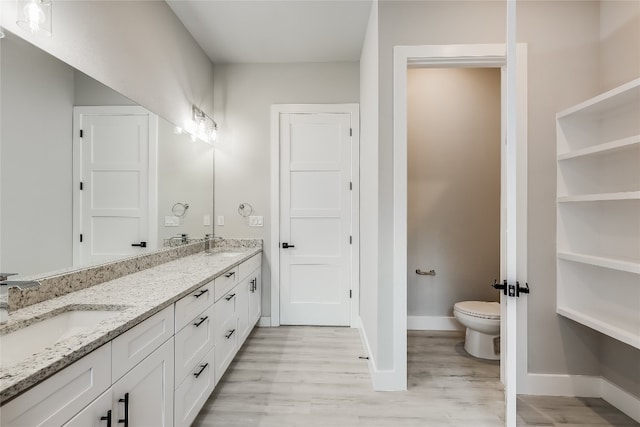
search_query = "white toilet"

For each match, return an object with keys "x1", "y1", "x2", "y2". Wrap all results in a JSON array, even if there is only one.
[{"x1": 453, "y1": 301, "x2": 500, "y2": 360}]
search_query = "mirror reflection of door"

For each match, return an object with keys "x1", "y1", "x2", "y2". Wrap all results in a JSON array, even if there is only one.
[{"x1": 73, "y1": 106, "x2": 158, "y2": 267}]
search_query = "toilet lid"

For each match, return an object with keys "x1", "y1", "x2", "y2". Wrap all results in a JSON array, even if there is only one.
[{"x1": 454, "y1": 301, "x2": 500, "y2": 320}]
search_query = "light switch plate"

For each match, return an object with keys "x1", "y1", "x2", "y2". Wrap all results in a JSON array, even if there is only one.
[
  {"x1": 164, "y1": 216, "x2": 180, "y2": 227},
  {"x1": 249, "y1": 216, "x2": 264, "y2": 227},
  {"x1": 217, "y1": 215, "x2": 225, "y2": 226},
  {"x1": 204, "y1": 215, "x2": 211, "y2": 226}
]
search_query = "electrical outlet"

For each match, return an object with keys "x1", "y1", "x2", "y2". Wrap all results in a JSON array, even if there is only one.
[
  {"x1": 249, "y1": 216, "x2": 264, "y2": 227},
  {"x1": 164, "y1": 216, "x2": 180, "y2": 227},
  {"x1": 204, "y1": 215, "x2": 211, "y2": 226}
]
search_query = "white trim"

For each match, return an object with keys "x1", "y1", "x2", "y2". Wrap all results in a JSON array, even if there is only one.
[
  {"x1": 407, "y1": 316, "x2": 463, "y2": 331},
  {"x1": 270, "y1": 104, "x2": 360, "y2": 328},
  {"x1": 393, "y1": 44, "x2": 528, "y2": 402},
  {"x1": 72, "y1": 106, "x2": 158, "y2": 267},
  {"x1": 357, "y1": 317, "x2": 404, "y2": 391},
  {"x1": 601, "y1": 378, "x2": 640, "y2": 423},
  {"x1": 520, "y1": 374, "x2": 640, "y2": 423},
  {"x1": 257, "y1": 317, "x2": 271, "y2": 327},
  {"x1": 522, "y1": 373, "x2": 602, "y2": 397}
]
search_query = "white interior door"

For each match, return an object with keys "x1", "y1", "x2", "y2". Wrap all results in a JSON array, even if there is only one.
[
  {"x1": 279, "y1": 112, "x2": 352, "y2": 326},
  {"x1": 73, "y1": 106, "x2": 158, "y2": 267}
]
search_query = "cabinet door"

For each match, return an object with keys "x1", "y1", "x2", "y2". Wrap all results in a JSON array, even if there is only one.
[
  {"x1": 63, "y1": 388, "x2": 113, "y2": 427},
  {"x1": 112, "y1": 338, "x2": 174, "y2": 427},
  {"x1": 249, "y1": 270, "x2": 262, "y2": 327},
  {"x1": 236, "y1": 277, "x2": 250, "y2": 345}
]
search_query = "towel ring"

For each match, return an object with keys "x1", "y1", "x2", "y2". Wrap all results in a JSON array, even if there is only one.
[
  {"x1": 172, "y1": 202, "x2": 190, "y2": 217},
  {"x1": 238, "y1": 203, "x2": 253, "y2": 218}
]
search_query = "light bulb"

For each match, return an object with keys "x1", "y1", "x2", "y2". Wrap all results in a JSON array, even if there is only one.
[
  {"x1": 210, "y1": 127, "x2": 218, "y2": 142},
  {"x1": 24, "y1": 1, "x2": 45, "y2": 33}
]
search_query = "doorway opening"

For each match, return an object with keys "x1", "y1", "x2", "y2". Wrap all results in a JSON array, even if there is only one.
[{"x1": 393, "y1": 44, "x2": 528, "y2": 424}]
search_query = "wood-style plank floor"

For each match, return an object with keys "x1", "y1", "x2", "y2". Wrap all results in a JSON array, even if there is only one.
[{"x1": 193, "y1": 327, "x2": 638, "y2": 427}]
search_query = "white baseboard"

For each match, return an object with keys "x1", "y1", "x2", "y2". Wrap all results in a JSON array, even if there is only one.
[
  {"x1": 520, "y1": 373, "x2": 640, "y2": 423},
  {"x1": 357, "y1": 317, "x2": 406, "y2": 391},
  {"x1": 407, "y1": 315, "x2": 463, "y2": 331},
  {"x1": 601, "y1": 378, "x2": 640, "y2": 423},
  {"x1": 257, "y1": 316, "x2": 271, "y2": 327}
]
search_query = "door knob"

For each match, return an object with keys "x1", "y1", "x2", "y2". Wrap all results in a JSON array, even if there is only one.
[
  {"x1": 281, "y1": 242, "x2": 295, "y2": 249},
  {"x1": 131, "y1": 242, "x2": 147, "y2": 248}
]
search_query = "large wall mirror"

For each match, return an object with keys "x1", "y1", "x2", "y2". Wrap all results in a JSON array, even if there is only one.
[{"x1": 0, "y1": 32, "x2": 214, "y2": 279}]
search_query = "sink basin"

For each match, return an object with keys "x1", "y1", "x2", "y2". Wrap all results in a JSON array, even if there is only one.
[{"x1": 0, "y1": 307, "x2": 123, "y2": 368}]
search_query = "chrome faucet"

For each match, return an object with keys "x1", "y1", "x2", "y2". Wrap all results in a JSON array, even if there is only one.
[{"x1": 0, "y1": 273, "x2": 40, "y2": 324}]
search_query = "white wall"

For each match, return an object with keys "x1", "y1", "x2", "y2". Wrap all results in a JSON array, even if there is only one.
[
  {"x1": 212, "y1": 62, "x2": 360, "y2": 317},
  {"x1": 373, "y1": 0, "x2": 603, "y2": 376},
  {"x1": 359, "y1": 0, "x2": 380, "y2": 365},
  {"x1": 0, "y1": 34, "x2": 74, "y2": 277},
  {"x1": 407, "y1": 68, "x2": 500, "y2": 318},
  {"x1": 0, "y1": 0, "x2": 214, "y2": 130},
  {"x1": 598, "y1": 0, "x2": 640, "y2": 399}
]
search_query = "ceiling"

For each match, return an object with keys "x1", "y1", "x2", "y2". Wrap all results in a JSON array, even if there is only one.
[{"x1": 166, "y1": 0, "x2": 372, "y2": 64}]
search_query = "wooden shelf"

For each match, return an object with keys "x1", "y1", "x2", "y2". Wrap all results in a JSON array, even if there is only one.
[
  {"x1": 558, "y1": 252, "x2": 640, "y2": 274},
  {"x1": 558, "y1": 192, "x2": 640, "y2": 202},
  {"x1": 557, "y1": 78, "x2": 640, "y2": 119},
  {"x1": 557, "y1": 306, "x2": 640, "y2": 350},
  {"x1": 557, "y1": 135, "x2": 640, "y2": 161}
]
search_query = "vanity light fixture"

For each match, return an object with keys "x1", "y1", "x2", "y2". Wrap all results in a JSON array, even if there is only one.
[
  {"x1": 175, "y1": 105, "x2": 217, "y2": 145},
  {"x1": 16, "y1": 0, "x2": 52, "y2": 37}
]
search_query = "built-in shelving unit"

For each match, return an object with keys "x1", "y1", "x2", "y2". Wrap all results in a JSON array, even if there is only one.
[{"x1": 556, "y1": 78, "x2": 640, "y2": 350}]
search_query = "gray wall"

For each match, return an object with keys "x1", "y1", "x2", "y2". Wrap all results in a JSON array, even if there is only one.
[
  {"x1": 598, "y1": 0, "x2": 640, "y2": 399},
  {"x1": 359, "y1": 2, "x2": 380, "y2": 364},
  {"x1": 0, "y1": 0, "x2": 215, "y2": 140},
  {"x1": 407, "y1": 68, "x2": 500, "y2": 318},
  {"x1": 369, "y1": 0, "x2": 603, "y2": 375},
  {"x1": 212, "y1": 62, "x2": 360, "y2": 317},
  {"x1": 0, "y1": 34, "x2": 75, "y2": 277}
]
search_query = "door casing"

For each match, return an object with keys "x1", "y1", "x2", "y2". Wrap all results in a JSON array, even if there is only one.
[
  {"x1": 270, "y1": 104, "x2": 360, "y2": 328},
  {"x1": 393, "y1": 44, "x2": 528, "y2": 408}
]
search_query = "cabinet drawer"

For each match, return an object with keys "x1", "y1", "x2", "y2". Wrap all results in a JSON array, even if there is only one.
[
  {"x1": 175, "y1": 280, "x2": 214, "y2": 331},
  {"x1": 1, "y1": 344, "x2": 111, "y2": 427},
  {"x1": 174, "y1": 347, "x2": 215, "y2": 427},
  {"x1": 175, "y1": 304, "x2": 215, "y2": 386},
  {"x1": 239, "y1": 253, "x2": 261, "y2": 280},
  {"x1": 63, "y1": 387, "x2": 113, "y2": 427},
  {"x1": 214, "y1": 267, "x2": 239, "y2": 301},
  {"x1": 111, "y1": 305, "x2": 174, "y2": 382},
  {"x1": 214, "y1": 291, "x2": 238, "y2": 379}
]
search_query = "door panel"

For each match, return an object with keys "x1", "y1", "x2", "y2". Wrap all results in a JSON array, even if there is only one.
[
  {"x1": 74, "y1": 107, "x2": 156, "y2": 267},
  {"x1": 280, "y1": 113, "x2": 352, "y2": 326}
]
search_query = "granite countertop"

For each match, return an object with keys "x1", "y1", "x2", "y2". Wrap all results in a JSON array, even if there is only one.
[{"x1": 0, "y1": 246, "x2": 262, "y2": 403}]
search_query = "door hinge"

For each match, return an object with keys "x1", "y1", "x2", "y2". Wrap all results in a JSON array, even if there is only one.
[
  {"x1": 350, "y1": 128, "x2": 353, "y2": 137},
  {"x1": 349, "y1": 236, "x2": 352, "y2": 244},
  {"x1": 79, "y1": 129, "x2": 83, "y2": 138},
  {"x1": 349, "y1": 181, "x2": 352, "y2": 191},
  {"x1": 80, "y1": 234, "x2": 83, "y2": 243},
  {"x1": 349, "y1": 289, "x2": 352, "y2": 298},
  {"x1": 79, "y1": 182, "x2": 83, "y2": 191}
]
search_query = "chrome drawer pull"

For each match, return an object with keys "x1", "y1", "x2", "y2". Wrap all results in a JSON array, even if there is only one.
[
  {"x1": 224, "y1": 271, "x2": 236, "y2": 278},
  {"x1": 225, "y1": 329, "x2": 236, "y2": 339},
  {"x1": 225, "y1": 293, "x2": 236, "y2": 301}
]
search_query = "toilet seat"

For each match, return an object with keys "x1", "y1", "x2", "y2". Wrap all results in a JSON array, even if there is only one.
[{"x1": 454, "y1": 301, "x2": 499, "y2": 320}]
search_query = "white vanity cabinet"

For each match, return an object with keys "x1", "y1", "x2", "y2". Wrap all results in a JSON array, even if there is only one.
[
  {"x1": 65, "y1": 338, "x2": 175, "y2": 427},
  {"x1": 248, "y1": 270, "x2": 262, "y2": 329}
]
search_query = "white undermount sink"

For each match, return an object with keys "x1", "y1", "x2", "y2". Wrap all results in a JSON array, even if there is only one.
[{"x1": 0, "y1": 308, "x2": 123, "y2": 368}]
